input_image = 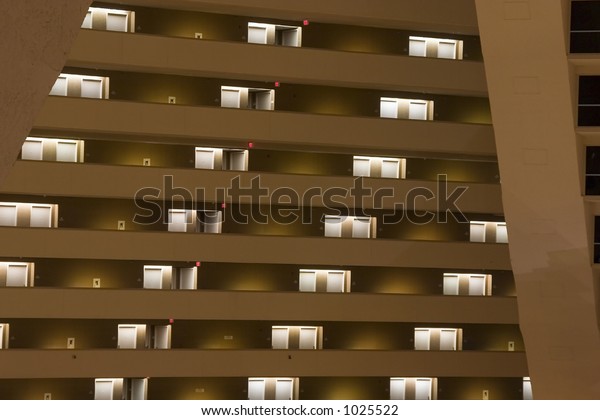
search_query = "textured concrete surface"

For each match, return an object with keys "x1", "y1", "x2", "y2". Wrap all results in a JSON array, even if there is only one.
[
  {"x1": 0, "y1": 0, "x2": 92, "y2": 186},
  {"x1": 476, "y1": 0, "x2": 600, "y2": 398}
]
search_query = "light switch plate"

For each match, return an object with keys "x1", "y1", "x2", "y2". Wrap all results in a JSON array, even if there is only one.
[
  {"x1": 482, "y1": 390, "x2": 489, "y2": 400},
  {"x1": 168, "y1": 96, "x2": 176, "y2": 104},
  {"x1": 118, "y1": 220, "x2": 126, "y2": 231},
  {"x1": 44, "y1": 393, "x2": 52, "y2": 400},
  {"x1": 143, "y1": 158, "x2": 151, "y2": 166},
  {"x1": 67, "y1": 337, "x2": 75, "y2": 349},
  {"x1": 508, "y1": 341, "x2": 515, "y2": 351},
  {"x1": 194, "y1": 33, "x2": 203, "y2": 39},
  {"x1": 93, "y1": 278, "x2": 101, "y2": 288}
]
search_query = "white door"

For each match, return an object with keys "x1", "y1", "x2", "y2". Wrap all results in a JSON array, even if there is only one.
[
  {"x1": 22, "y1": 138, "x2": 44, "y2": 160},
  {"x1": 256, "y1": 90, "x2": 274, "y2": 110},
  {"x1": 0, "y1": 204, "x2": 18, "y2": 226},
  {"x1": 326, "y1": 271, "x2": 345, "y2": 292},
  {"x1": 118, "y1": 325, "x2": 139, "y2": 349},
  {"x1": 469, "y1": 222, "x2": 486, "y2": 242},
  {"x1": 154, "y1": 325, "x2": 171, "y2": 349},
  {"x1": 229, "y1": 151, "x2": 247, "y2": 170},
  {"x1": 523, "y1": 377, "x2": 533, "y2": 400},
  {"x1": 299, "y1": 327, "x2": 318, "y2": 349},
  {"x1": 168, "y1": 210, "x2": 188, "y2": 232},
  {"x1": 442, "y1": 274, "x2": 460, "y2": 295},
  {"x1": 380, "y1": 98, "x2": 398, "y2": 118},
  {"x1": 275, "y1": 379, "x2": 294, "y2": 400},
  {"x1": 408, "y1": 101, "x2": 428, "y2": 120},
  {"x1": 56, "y1": 140, "x2": 78, "y2": 162},
  {"x1": 131, "y1": 378, "x2": 148, "y2": 400},
  {"x1": 30, "y1": 205, "x2": 53, "y2": 227},
  {"x1": 381, "y1": 159, "x2": 400, "y2": 179},
  {"x1": 271, "y1": 327, "x2": 289, "y2": 349},
  {"x1": 50, "y1": 76, "x2": 68, "y2": 96},
  {"x1": 415, "y1": 378, "x2": 433, "y2": 400},
  {"x1": 353, "y1": 157, "x2": 371, "y2": 177},
  {"x1": 6, "y1": 264, "x2": 28, "y2": 287},
  {"x1": 195, "y1": 148, "x2": 216, "y2": 169},
  {"x1": 143, "y1": 266, "x2": 164, "y2": 289},
  {"x1": 324, "y1": 216, "x2": 343, "y2": 237},
  {"x1": 390, "y1": 378, "x2": 405, "y2": 400},
  {"x1": 468, "y1": 275, "x2": 487, "y2": 296},
  {"x1": 81, "y1": 10, "x2": 93, "y2": 28},
  {"x1": 179, "y1": 267, "x2": 197, "y2": 290},
  {"x1": 0, "y1": 324, "x2": 7, "y2": 349},
  {"x1": 439, "y1": 329, "x2": 457, "y2": 350},
  {"x1": 496, "y1": 223, "x2": 508, "y2": 243},
  {"x1": 203, "y1": 211, "x2": 222, "y2": 233},
  {"x1": 398, "y1": 159, "x2": 407, "y2": 179},
  {"x1": 94, "y1": 379, "x2": 117, "y2": 400},
  {"x1": 437, "y1": 41, "x2": 457, "y2": 59},
  {"x1": 414, "y1": 329, "x2": 430, "y2": 350},
  {"x1": 106, "y1": 12, "x2": 128, "y2": 32},
  {"x1": 248, "y1": 24, "x2": 269, "y2": 44},
  {"x1": 248, "y1": 379, "x2": 266, "y2": 400},
  {"x1": 281, "y1": 28, "x2": 300, "y2": 46},
  {"x1": 81, "y1": 78, "x2": 103, "y2": 98},
  {"x1": 221, "y1": 88, "x2": 241, "y2": 108},
  {"x1": 298, "y1": 270, "x2": 317, "y2": 292},
  {"x1": 352, "y1": 217, "x2": 371, "y2": 238},
  {"x1": 409, "y1": 38, "x2": 427, "y2": 57}
]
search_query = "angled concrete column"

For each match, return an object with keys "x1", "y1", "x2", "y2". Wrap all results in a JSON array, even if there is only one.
[
  {"x1": 476, "y1": 0, "x2": 600, "y2": 399},
  {"x1": 0, "y1": 0, "x2": 92, "y2": 185}
]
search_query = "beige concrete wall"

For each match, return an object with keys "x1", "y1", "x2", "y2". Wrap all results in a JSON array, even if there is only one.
[
  {"x1": 0, "y1": 227, "x2": 511, "y2": 269},
  {"x1": 2, "y1": 161, "x2": 504, "y2": 214},
  {"x1": 34, "y1": 97, "x2": 497, "y2": 157},
  {"x1": 68, "y1": 30, "x2": 487, "y2": 96},
  {"x1": 0, "y1": 288, "x2": 518, "y2": 324},
  {"x1": 0, "y1": 349, "x2": 527, "y2": 378},
  {"x1": 119, "y1": 0, "x2": 480, "y2": 35}
]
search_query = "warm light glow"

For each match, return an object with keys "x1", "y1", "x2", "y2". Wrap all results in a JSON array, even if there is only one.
[
  {"x1": 88, "y1": 7, "x2": 129, "y2": 15},
  {"x1": 272, "y1": 325, "x2": 320, "y2": 329},
  {"x1": 248, "y1": 377, "x2": 297, "y2": 381},
  {"x1": 57, "y1": 73, "x2": 104, "y2": 82}
]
